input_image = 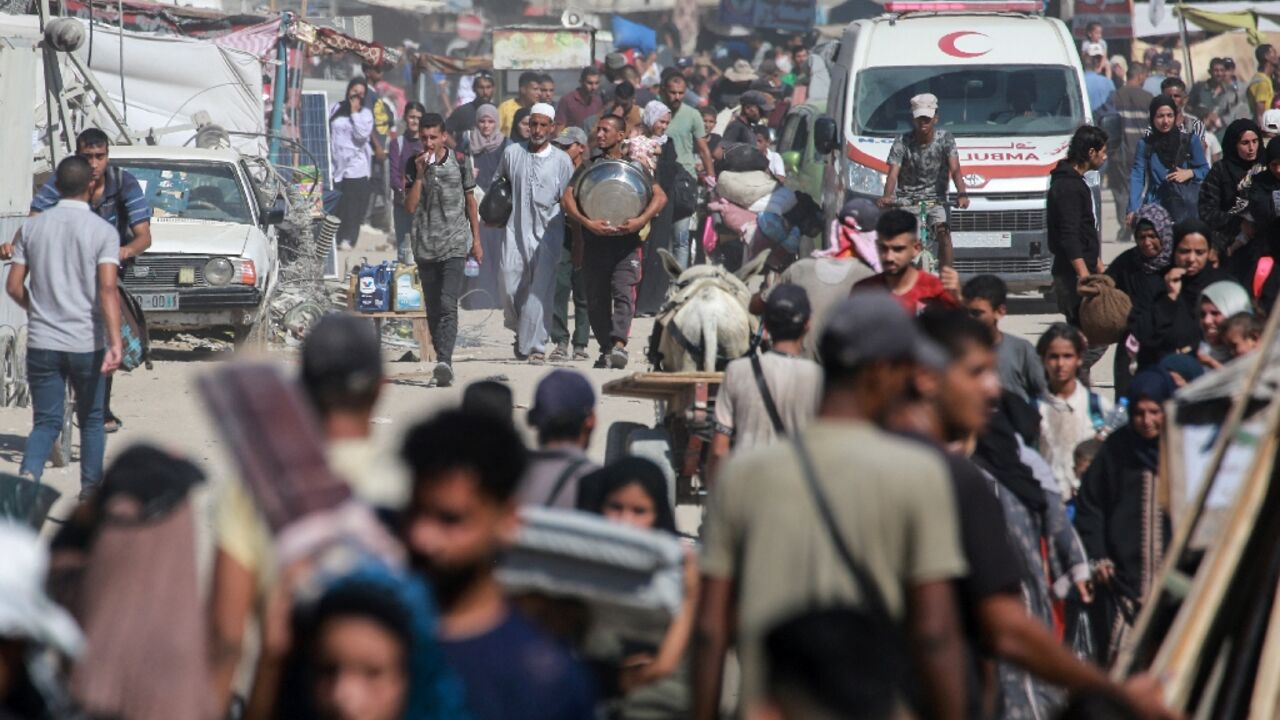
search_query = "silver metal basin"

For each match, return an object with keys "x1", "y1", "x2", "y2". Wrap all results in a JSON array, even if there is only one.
[{"x1": 575, "y1": 158, "x2": 652, "y2": 225}]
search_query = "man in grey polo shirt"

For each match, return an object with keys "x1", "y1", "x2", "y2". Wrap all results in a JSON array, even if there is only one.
[{"x1": 6, "y1": 156, "x2": 123, "y2": 497}]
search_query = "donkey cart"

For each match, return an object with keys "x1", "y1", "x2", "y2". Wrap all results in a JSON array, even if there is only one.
[{"x1": 601, "y1": 371, "x2": 723, "y2": 508}]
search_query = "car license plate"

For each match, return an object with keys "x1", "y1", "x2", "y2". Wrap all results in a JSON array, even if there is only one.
[
  {"x1": 952, "y1": 232, "x2": 1012, "y2": 248},
  {"x1": 136, "y1": 292, "x2": 179, "y2": 311}
]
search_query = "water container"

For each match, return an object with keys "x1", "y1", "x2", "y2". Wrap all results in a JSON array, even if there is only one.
[
  {"x1": 356, "y1": 261, "x2": 394, "y2": 312},
  {"x1": 464, "y1": 257, "x2": 480, "y2": 278},
  {"x1": 1097, "y1": 397, "x2": 1130, "y2": 439},
  {"x1": 393, "y1": 264, "x2": 423, "y2": 312}
]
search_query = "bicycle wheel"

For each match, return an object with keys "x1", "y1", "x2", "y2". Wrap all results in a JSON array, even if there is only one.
[{"x1": 48, "y1": 379, "x2": 73, "y2": 469}]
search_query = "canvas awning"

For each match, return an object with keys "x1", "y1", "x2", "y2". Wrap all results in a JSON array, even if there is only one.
[{"x1": 1133, "y1": 1, "x2": 1280, "y2": 38}]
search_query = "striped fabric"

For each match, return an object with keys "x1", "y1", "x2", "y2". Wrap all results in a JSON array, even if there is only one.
[{"x1": 211, "y1": 19, "x2": 281, "y2": 61}]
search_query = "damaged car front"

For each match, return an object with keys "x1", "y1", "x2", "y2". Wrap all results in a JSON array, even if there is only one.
[{"x1": 111, "y1": 146, "x2": 282, "y2": 347}]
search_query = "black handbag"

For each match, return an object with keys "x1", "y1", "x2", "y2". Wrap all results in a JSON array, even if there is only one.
[
  {"x1": 1147, "y1": 133, "x2": 1201, "y2": 222},
  {"x1": 671, "y1": 166, "x2": 697, "y2": 221},
  {"x1": 479, "y1": 174, "x2": 513, "y2": 227}
]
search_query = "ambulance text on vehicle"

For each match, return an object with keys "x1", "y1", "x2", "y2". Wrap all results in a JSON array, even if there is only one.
[{"x1": 821, "y1": 1, "x2": 1092, "y2": 290}]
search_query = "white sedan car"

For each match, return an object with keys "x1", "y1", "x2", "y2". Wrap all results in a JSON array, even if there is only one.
[{"x1": 110, "y1": 146, "x2": 282, "y2": 346}]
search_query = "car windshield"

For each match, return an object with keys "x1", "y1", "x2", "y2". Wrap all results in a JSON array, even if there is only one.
[
  {"x1": 114, "y1": 160, "x2": 251, "y2": 224},
  {"x1": 852, "y1": 65, "x2": 1084, "y2": 137}
]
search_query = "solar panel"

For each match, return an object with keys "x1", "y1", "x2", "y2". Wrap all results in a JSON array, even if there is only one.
[{"x1": 279, "y1": 90, "x2": 332, "y2": 191}]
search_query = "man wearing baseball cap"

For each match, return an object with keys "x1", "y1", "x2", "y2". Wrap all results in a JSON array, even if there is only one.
[
  {"x1": 695, "y1": 290, "x2": 969, "y2": 720},
  {"x1": 878, "y1": 92, "x2": 970, "y2": 281},
  {"x1": 210, "y1": 314, "x2": 406, "y2": 709},
  {"x1": 1264, "y1": 108, "x2": 1280, "y2": 138},
  {"x1": 517, "y1": 369, "x2": 599, "y2": 508},
  {"x1": 717, "y1": 90, "x2": 775, "y2": 159},
  {"x1": 709, "y1": 283, "x2": 823, "y2": 478},
  {"x1": 549, "y1": 126, "x2": 591, "y2": 362}
]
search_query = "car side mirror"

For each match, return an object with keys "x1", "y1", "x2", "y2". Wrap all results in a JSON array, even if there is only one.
[
  {"x1": 814, "y1": 116, "x2": 838, "y2": 156},
  {"x1": 781, "y1": 150, "x2": 801, "y2": 175},
  {"x1": 261, "y1": 207, "x2": 285, "y2": 226}
]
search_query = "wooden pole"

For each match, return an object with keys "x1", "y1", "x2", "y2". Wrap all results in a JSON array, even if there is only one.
[{"x1": 1116, "y1": 290, "x2": 1280, "y2": 680}]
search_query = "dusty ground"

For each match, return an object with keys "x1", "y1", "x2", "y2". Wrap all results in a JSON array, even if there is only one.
[{"x1": 8, "y1": 196, "x2": 1129, "y2": 533}]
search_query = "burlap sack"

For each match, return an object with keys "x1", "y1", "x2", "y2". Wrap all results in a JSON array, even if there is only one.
[{"x1": 1078, "y1": 274, "x2": 1132, "y2": 346}]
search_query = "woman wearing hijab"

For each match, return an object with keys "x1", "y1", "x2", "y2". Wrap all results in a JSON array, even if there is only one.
[
  {"x1": 462, "y1": 103, "x2": 508, "y2": 310},
  {"x1": 1129, "y1": 218, "x2": 1230, "y2": 369},
  {"x1": 1196, "y1": 280, "x2": 1253, "y2": 369},
  {"x1": 636, "y1": 100, "x2": 681, "y2": 315},
  {"x1": 390, "y1": 101, "x2": 426, "y2": 265},
  {"x1": 51, "y1": 446, "x2": 212, "y2": 720},
  {"x1": 277, "y1": 568, "x2": 470, "y2": 720},
  {"x1": 329, "y1": 76, "x2": 378, "y2": 250},
  {"x1": 510, "y1": 107, "x2": 532, "y2": 142},
  {"x1": 1106, "y1": 203, "x2": 1174, "y2": 396},
  {"x1": 1075, "y1": 368, "x2": 1175, "y2": 664},
  {"x1": 1198, "y1": 118, "x2": 1262, "y2": 258},
  {"x1": 1126, "y1": 95, "x2": 1209, "y2": 224},
  {"x1": 579, "y1": 457, "x2": 694, "y2": 718}
]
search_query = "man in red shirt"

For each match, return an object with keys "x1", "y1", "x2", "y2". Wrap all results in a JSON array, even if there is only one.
[
  {"x1": 853, "y1": 208, "x2": 960, "y2": 314},
  {"x1": 555, "y1": 66, "x2": 603, "y2": 133}
]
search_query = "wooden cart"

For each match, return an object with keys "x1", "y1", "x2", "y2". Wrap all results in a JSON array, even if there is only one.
[{"x1": 601, "y1": 371, "x2": 723, "y2": 506}]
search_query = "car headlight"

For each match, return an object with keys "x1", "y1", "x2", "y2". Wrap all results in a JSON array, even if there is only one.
[
  {"x1": 204, "y1": 257, "x2": 234, "y2": 286},
  {"x1": 845, "y1": 162, "x2": 886, "y2": 196}
]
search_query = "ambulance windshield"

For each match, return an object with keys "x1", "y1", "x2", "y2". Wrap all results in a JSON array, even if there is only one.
[{"x1": 853, "y1": 65, "x2": 1085, "y2": 137}]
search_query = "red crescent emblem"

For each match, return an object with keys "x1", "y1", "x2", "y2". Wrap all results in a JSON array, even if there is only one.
[{"x1": 938, "y1": 31, "x2": 990, "y2": 58}]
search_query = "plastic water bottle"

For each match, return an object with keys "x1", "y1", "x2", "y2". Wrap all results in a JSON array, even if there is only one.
[
  {"x1": 1097, "y1": 397, "x2": 1130, "y2": 439},
  {"x1": 464, "y1": 257, "x2": 480, "y2": 278}
]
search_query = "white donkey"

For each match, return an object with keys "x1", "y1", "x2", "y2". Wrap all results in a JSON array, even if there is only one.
[{"x1": 649, "y1": 250, "x2": 769, "y2": 373}]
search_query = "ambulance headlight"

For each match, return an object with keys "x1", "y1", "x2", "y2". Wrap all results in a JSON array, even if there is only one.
[{"x1": 845, "y1": 162, "x2": 886, "y2": 196}]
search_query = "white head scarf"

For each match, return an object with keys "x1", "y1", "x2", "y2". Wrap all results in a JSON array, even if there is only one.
[{"x1": 642, "y1": 100, "x2": 672, "y2": 136}]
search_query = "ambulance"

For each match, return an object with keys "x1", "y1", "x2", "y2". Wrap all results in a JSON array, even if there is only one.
[{"x1": 813, "y1": 0, "x2": 1093, "y2": 291}]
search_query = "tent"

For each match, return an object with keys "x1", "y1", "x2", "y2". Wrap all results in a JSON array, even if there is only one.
[{"x1": 1133, "y1": 1, "x2": 1280, "y2": 38}]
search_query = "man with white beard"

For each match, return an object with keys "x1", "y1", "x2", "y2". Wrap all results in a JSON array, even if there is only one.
[{"x1": 496, "y1": 103, "x2": 575, "y2": 363}]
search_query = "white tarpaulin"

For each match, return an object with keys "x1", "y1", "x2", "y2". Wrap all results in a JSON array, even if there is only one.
[
  {"x1": 1, "y1": 15, "x2": 266, "y2": 156},
  {"x1": 76, "y1": 23, "x2": 266, "y2": 155}
]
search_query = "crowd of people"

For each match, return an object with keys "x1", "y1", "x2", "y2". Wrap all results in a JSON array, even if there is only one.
[
  {"x1": 9, "y1": 26, "x2": 1280, "y2": 720},
  {"x1": 327, "y1": 36, "x2": 824, "y2": 379}
]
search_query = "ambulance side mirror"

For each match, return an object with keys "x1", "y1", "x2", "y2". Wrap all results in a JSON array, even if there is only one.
[{"x1": 814, "y1": 117, "x2": 838, "y2": 156}]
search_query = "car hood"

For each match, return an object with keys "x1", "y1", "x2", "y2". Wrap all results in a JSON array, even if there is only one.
[{"x1": 146, "y1": 218, "x2": 253, "y2": 256}]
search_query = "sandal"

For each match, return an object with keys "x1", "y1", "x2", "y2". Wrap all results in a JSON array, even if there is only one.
[
  {"x1": 104, "y1": 415, "x2": 122, "y2": 434},
  {"x1": 528, "y1": 353, "x2": 546, "y2": 366}
]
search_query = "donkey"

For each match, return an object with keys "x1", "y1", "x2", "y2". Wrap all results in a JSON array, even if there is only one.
[{"x1": 648, "y1": 250, "x2": 769, "y2": 373}]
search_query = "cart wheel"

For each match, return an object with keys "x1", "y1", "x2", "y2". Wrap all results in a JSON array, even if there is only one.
[
  {"x1": 49, "y1": 379, "x2": 74, "y2": 469},
  {"x1": 604, "y1": 421, "x2": 647, "y2": 465}
]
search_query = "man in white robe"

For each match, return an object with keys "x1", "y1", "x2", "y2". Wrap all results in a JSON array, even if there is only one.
[{"x1": 495, "y1": 103, "x2": 575, "y2": 362}]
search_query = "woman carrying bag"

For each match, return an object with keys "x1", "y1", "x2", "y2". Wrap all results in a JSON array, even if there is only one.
[
  {"x1": 1127, "y1": 95, "x2": 1208, "y2": 225},
  {"x1": 462, "y1": 104, "x2": 509, "y2": 310}
]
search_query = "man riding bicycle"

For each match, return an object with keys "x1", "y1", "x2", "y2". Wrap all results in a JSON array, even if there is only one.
[{"x1": 877, "y1": 93, "x2": 971, "y2": 279}]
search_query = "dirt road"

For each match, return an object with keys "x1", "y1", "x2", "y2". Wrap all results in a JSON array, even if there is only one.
[{"x1": 8, "y1": 196, "x2": 1131, "y2": 528}]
